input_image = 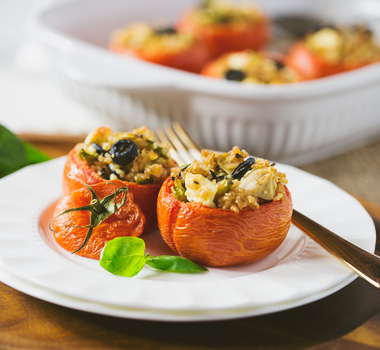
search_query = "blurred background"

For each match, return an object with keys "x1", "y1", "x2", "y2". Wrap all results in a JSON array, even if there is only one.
[
  {"x1": 0, "y1": 0, "x2": 100, "y2": 137},
  {"x1": 1, "y1": 0, "x2": 380, "y2": 207}
]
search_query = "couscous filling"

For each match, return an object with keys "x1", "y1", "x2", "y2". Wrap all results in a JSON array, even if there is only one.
[
  {"x1": 110, "y1": 23, "x2": 196, "y2": 55},
  {"x1": 170, "y1": 147, "x2": 288, "y2": 212},
  {"x1": 79, "y1": 126, "x2": 176, "y2": 184},
  {"x1": 193, "y1": 0, "x2": 264, "y2": 26},
  {"x1": 305, "y1": 25, "x2": 380, "y2": 67},
  {"x1": 214, "y1": 51, "x2": 300, "y2": 84}
]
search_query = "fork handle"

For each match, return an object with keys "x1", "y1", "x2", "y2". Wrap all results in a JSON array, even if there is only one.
[{"x1": 292, "y1": 209, "x2": 380, "y2": 289}]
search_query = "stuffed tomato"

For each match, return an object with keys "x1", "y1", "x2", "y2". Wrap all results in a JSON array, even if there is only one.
[
  {"x1": 177, "y1": 0, "x2": 270, "y2": 59},
  {"x1": 285, "y1": 25, "x2": 380, "y2": 80},
  {"x1": 201, "y1": 50, "x2": 301, "y2": 84},
  {"x1": 109, "y1": 22, "x2": 210, "y2": 73},
  {"x1": 52, "y1": 180, "x2": 145, "y2": 259},
  {"x1": 63, "y1": 126, "x2": 177, "y2": 233},
  {"x1": 157, "y1": 147, "x2": 293, "y2": 267}
]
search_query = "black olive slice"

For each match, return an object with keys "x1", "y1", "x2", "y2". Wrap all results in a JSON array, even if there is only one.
[
  {"x1": 217, "y1": 14, "x2": 234, "y2": 23},
  {"x1": 110, "y1": 139, "x2": 139, "y2": 166},
  {"x1": 179, "y1": 164, "x2": 190, "y2": 178},
  {"x1": 99, "y1": 167, "x2": 110, "y2": 180},
  {"x1": 232, "y1": 157, "x2": 256, "y2": 180},
  {"x1": 155, "y1": 27, "x2": 177, "y2": 35},
  {"x1": 91, "y1": 143, "x2": 106, "y2": 155},
  {"x1": 225, "y1": 69, "x2": 246, "y2": 82},
  {"x1": 274, "y1": 61, "x2": 285, "y2": 70}
]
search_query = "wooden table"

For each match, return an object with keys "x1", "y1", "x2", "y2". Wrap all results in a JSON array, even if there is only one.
[{"x1": 1, "y1": 137, "x2": 380, "y2": 350}]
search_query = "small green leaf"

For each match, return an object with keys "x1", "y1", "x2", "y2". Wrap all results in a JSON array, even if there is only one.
[
  {"x1": 100, "y1": 237, "x2": 208, "y2": 277},
  {"x1": 0, "y1": 125, "x2": 28, "y2": 177},
  {"x1": 23, "y1": 142, "x2": 50, "y2": 164},
  {"x1": 0, "y1": 125, "x2": 51, "y2": 178},
  {"x1": 146, "y1": 254, "x2": 208, "y2": 273},
  {"x1": 100, "y1": 237, "x2": 146, "y2": 277}
]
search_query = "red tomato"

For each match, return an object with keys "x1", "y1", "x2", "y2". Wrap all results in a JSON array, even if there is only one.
[
  {"x1": 177, "y1": 14, "x2": 270, "y2": 59},
  {"x1": 52, "y1": 180, "x2": 145, "y2": 260},
  {"x1": 200, "y1": 56, "x2": 225, "y2": 78},
  {"x1": 157, "y1": 178, "x2": 293, "y2": 267},
  {"x1": 285, "y1": 42, "x2": 346, "y2": 80},
  {"x1": 109, "y1": 41, "x2": 210, "y2": 73},
  {"x1": 63, "y1": 144, "x2": 164, "y2": 233}
]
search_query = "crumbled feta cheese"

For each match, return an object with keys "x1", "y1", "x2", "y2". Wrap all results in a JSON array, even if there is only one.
[
  {"x1": 238, "y1": 167, "x2": 278, "y2": 200},
  {"x1": 227, "y1": 52, "x2": 251, "y2": 70},
  {"x1": 307, "y1": 28, "x2": 342, "y2": 63},
  {"x1": 185, "y1": 173, "x2": 218, "y2": 208},
  {"x1": 310, "y1": 28, "x2": 342, "y2": 49}
]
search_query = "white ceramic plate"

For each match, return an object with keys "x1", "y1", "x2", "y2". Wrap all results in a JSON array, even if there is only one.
[{"x1": 0, "y1": 158, "x2": 376, "y2": 321}]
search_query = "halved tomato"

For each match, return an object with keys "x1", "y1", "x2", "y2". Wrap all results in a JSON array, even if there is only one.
[
  {"x1": 109, "y1": 40, "x2": 210, "y2": 73},
  {"x1": 63, "y1": 144, "x2": 163, "y2": 233},
  {"x1": 285, "y1": 42, "x2": 345, "y2": 80},
  {"x1": 52, "y1": 180, "x2": 145, "y2": 260},
  {"x1": 177, "y1": 14, "x2": 270, "y2": 59},
  {"x1": 157, "y1": 177, "x2": 293, "y2": 267}
]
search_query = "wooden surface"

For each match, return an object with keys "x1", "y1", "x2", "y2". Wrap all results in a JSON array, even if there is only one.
[{"x1": 1, "y1": 138, "x2": 380, "y2": 350}]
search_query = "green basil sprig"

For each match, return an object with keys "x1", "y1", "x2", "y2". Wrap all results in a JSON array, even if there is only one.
[
  {"x1": 100, "y1": 237, "x2": 208, "y2": 277},
  {"x1": 0, "y1": 124, "x2": 50, "y2": 178}
]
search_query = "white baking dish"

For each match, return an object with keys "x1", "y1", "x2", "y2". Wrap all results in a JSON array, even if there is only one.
[{"x1": 33, "y1": 0, "x2": 380, "y2": 165}]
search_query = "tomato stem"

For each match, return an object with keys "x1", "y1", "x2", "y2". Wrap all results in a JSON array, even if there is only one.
[{"x1": 91, "y1": 199, "x2": 105, "y2": 214}]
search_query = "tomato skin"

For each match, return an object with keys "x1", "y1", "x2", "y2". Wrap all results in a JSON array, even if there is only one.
[
  {"x1": 63, "y1": 144, "x2": 163, "y2": 233},
  {"x1": 285, "y1": 42, "x2": 345, "y2": 80},
  {"x1": 200, "y1": 57, "x2": 223, "y2": 78},
  {"x1": 157, "y1": 178, "x2": 293, "y2": 267},
  {"x1": 109, "y1": 41, "x2": 210, "y2": 73},
  {"x1": 177, "y1": 14, "x2": 270, "y2": 59},
  {"x1": 52, "y1": 180, "x2": 145, "y2": 260}
]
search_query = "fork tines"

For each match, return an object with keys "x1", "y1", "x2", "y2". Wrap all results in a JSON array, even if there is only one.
[{"x1": 155, "y1": 122, "x2": 201, "y2": 166}]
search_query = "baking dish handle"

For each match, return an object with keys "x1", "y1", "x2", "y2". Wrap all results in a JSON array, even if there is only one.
[{"x1": 61, "y1": 44, "x2": 183, "y2": 91}]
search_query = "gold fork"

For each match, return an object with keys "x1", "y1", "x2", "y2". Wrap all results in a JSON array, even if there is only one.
[{"x1": 156, "y1": 122, "x2": 380, "y2": 289}]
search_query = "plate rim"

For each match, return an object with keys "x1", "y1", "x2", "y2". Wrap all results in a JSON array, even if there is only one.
[
  {"x1": 0, "y1": 262, "x2": 358, "y2": 322},
  {"x1": 0, "y1": 158, "x2": 376, "y2": 320}
]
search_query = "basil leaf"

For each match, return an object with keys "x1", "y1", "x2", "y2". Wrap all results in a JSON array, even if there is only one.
[
  {"x1": 100, "y1": 237, "x2": 146, "y2": 277},
  {"x1": 0, "y1": 125, "x2": 28, "y2": 177},
  {"x1": 23, "y1": 142, "x2": 50, "y2": 164},
  {"x1": 146, "y1": 254, "x2": 208, "y2": 273},
  {"x1": 100, "y1": 237, "x2": 208, "y2": 277},
  {"x1": 0, "y1": 125, "x2": 50, "y2": 178}
]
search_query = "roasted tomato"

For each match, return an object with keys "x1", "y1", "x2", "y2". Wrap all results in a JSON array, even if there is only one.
[
  {"x1": 157, "y1": 177, "x2": 293, "y2": 267},
  {"x1": 52, "y1": 180, "x2": 145, "y2": 260},
  {"x1": 201, "y1": 50, "x2": 301, "y2": 84},
  {"x1": 177, "y1": 2, "x2": 270, "y2": 59},
  {"x1": 109, "y1": 23, "x2": 210, "y2": 73},
  {"x1": 63, "y1": 144, "x2": 163, "y2": 233},
  {"x1": 285, "y1": 42, "x2": 344, "y2": 80},
  {"x1": 285, "y1": 26, "x2": 380, "y2": 80}
]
